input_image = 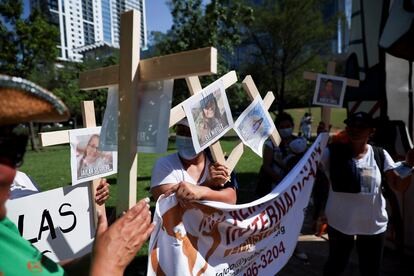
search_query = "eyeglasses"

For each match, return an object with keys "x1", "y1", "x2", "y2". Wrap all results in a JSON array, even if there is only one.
[{"x1": 0, "y1": 134, "x2": 28, "y2": 168}]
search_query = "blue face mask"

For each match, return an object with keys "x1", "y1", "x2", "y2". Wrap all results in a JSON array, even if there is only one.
[
  {"x1": 279, "y1": 127, "x2": 293, "y2": 138},
  {"x1": 175, "y1": 135, "x2": 198, "y2": 160}
]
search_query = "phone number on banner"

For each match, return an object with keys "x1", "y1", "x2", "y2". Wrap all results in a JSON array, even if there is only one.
[{"x1": 243, "y1": 241, "x2": 286, "y2": 276}]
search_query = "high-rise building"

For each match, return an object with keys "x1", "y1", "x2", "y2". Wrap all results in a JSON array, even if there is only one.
[
  {"x1": 30, "y1": 0, "x2": 147, "y2": 62},
  {"x1": 111, "y1": 0, "x2": 147, "y2": 49}
]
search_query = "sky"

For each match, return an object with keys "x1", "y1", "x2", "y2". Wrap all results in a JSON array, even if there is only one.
[{"x1": 23, "y1": 0, "x2": 210, "y2": 34}]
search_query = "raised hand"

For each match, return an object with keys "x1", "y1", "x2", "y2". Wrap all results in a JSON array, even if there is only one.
[{"x1": 91, "y1": 198, "x2": 155, "y2": 276}]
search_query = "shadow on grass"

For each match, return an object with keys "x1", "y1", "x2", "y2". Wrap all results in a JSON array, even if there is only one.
[{"x1": 104, "y1": 176, "x2": 151, "y2": 186}]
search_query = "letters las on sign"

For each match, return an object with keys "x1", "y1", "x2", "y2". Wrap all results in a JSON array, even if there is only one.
[{"x1": 6, "y1": 184, "x2": 95, "y2": 261}]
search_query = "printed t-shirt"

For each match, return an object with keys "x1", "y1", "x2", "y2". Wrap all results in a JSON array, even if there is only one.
[
  {"x1": 0, "y1": 216, "x2": 65, "y2": 276},
  {"x1": 320, "y1": 145, "x2": 396, "y2": 235}
]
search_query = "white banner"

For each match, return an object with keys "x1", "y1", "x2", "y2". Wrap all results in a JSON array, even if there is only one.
[
  {"x1": 148, "y1": 134, "x2": 329, "y2": 276},
  {"x1": 6, "y1": 184, "x2": 95, "y2": 262}
]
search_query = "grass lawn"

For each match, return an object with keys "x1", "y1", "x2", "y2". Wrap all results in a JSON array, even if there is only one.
[{"x1": 284, "y1": 107, "x2": 347, "y2": 134}]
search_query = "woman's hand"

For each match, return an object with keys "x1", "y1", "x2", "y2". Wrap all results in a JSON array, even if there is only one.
[
  {"x1": 95, "y1": 178, "x2": 110, "y2": 206},
  {"x1": 204, "y1": 162, "x2": 230, "y2": 188},
  {"x1": 165, "y1": 181, "x2": 206, "y2": 202},
  {"x1": 91, "y1": 198, "x2": 154, "y2": 276}
]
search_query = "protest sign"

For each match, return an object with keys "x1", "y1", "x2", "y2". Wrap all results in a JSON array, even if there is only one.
[
  {"x1": 99, "y1": 80, "x2": 174, "y2": 153},
  {"x1": 148, "y1": 134, "x2": 329, "y2": 276},
  {"x1": 183, "y1": 79, "x2": 234, "y2": 153},
  {"x1": 6, "y1": 183, "x2": 95, "y2": 262},
  {"x1": 234, "y1": 96, "x2": 275, "y2": 157},
  {"x1": 313, "y1": 74, "x2": 347, "y2": 108},
  {"x1": 69, "y1": 127, "x2": 117, "y2": 185}
]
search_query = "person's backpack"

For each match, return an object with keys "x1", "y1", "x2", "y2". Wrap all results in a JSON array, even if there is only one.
[
  {"x1": 371, "y1": 146, "x2": 393, "y2": 198},
  {"x1": 329, "y1": 143, "x2": 390, "y2": 194}
]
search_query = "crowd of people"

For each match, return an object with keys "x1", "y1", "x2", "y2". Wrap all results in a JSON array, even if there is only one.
[{"x1": 1, "y1": 74, "x2": 413, "y2": 276}]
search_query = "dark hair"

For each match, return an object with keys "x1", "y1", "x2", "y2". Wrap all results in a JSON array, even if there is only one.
[{"x1": 275, "y1": 112, "x2": 294, "y2": 127}]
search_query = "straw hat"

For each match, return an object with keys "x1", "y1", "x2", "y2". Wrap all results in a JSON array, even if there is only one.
[{"x1": 0, "y1": 75, "x2": 70, "y2": 126}]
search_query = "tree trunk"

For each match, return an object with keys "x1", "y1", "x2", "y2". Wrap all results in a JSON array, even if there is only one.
[
  {"x1": 28, "y1": 122, "x2": 38, "y2": 152},
  {"x1": 278, "y1": 68, "x2": 286, "y2": 114}
]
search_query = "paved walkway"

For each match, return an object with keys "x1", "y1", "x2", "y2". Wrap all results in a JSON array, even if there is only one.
[{"x1": 278, "y1": 209, "x2": 413, "y2": 276}]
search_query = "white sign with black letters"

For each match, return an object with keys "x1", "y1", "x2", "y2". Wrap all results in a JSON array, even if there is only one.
[{"x1": 6, "y1": 183, "x2": 95, "y2": 262}]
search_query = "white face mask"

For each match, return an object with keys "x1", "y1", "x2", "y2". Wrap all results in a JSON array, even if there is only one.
[
  {"x1": 279, "y1": 127, "x2": 293, "y2": 138},
  {"x1": 175, "y1": 135, "x2": 198, "y2": 160}
]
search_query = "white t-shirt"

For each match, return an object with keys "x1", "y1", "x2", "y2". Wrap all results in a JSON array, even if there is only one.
[
  {"x1": 320, "y1": 145, "x2": 396, "y2": 235},
  {"x1": 10, "y1": 171, "x2": 40, "y2": 199},
  {"x1": 150, "y1": 153, "x2": 210, "y2": 189}
]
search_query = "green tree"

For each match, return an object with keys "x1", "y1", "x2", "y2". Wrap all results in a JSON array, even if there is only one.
[
  {"x1": 243, "y1": 0, "x2": 337, "y2": 112},
  {"x1": 153, "y1": 0, "x2": 253, "y2": 111},
  {"x1": 0, "y1": 0, "x2": 58, "y2": 78}
]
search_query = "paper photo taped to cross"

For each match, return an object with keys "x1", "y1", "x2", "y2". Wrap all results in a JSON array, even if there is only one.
[
  {"x1": 183, "y1": 79, "x2": 234, "y2": 153},
  {"x1": 69, "y1": 127, "x2": 117, "y2": 185},
  {"x1": 313, "y1": 74, "x2": 347, "y2": 108},
  {"x1": 234, "y1": 96, "x2": 275, "y2": 157}
]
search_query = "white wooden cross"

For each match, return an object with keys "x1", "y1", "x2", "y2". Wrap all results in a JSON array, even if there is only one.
[
  {"x1": 78, "y1": 10, "x2": 218, "y2": 214},
  {"x1": 39, "y1": 100, "x2": 105, "y2": 224},
  {"x1": 303, "y1": 61, "x2": 360, "y2": 126},
  {"x1": 182, "y1": 73, "x2": 281, "y2": 173}
]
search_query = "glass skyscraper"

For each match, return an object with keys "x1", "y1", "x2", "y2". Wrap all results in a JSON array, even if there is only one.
[{"x1": 30, "y1": 0, "x2": 147, "y2": 61}]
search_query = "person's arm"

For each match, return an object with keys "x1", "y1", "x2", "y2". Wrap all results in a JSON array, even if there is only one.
[
  {"x1": 384, "y1": 148, "x2": 414, "y2": 192},
  {"x1": 385, "y1": 169, "x2": 411, "y2": 192},
  {"x1": 59, "y1": 198, "x2": 154, "y2": 276},
  {"x1": 262, "y1": 145, "x2": 282, "y2": 183},
  {"x1": 90, "y1": 198, "x2": 154, "y2": 276},
  {"x1": 165, "y1": 182, "x2": 236, "y2": 205},
  {"x1": 151, "y1": 184, "x2": 176, "y2": 201}
]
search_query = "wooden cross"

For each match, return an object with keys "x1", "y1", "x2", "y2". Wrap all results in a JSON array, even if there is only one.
[
  {"x1": 39, "y1": 100, "x2": 105, "y2": 224},
  {"x1": 241, "y1": 75, "x2": 281, "y2": 147},
  {"x1": 78, "y1": 10, "x2": 217, "y2": 214},
  {"x1": 180, "y1": 73, "x2": 281, "y2": 172},
  {"x1": 303, "y1": 61, "x2": 360, "y2": 126}
]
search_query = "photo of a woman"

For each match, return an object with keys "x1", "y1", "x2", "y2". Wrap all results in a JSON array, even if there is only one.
[
  {"x1": 194, "y1": 92, "x2": 229, "y2": 146},
  {"x1": 76, "y1": 134, "x2": 113, "y2": 179},
  {"x1": 69, "y1": 127, "x2": 117, "y2": 184}
]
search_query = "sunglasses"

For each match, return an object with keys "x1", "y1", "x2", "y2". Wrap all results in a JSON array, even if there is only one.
[{"x1": 0, "y1": 134, "x2": 28, "y2": 168}]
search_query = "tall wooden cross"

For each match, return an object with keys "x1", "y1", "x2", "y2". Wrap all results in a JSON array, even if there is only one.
[
  {"x1": 303, "y1": 61, "x2": 360, "y2": 126},
  {"x1": 39, "y1": 100, "x2": 105, "y2": 224},
  {"x1": 79, "y1": 10, "x2": 218, "y2": 214}
]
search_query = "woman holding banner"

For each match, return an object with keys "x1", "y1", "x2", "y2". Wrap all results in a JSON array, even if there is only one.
[
  {"x1": 150, "y1": 119, "x2": 237, "y2": 204},
  {"x1": 319, "y1": 112, "x2": 414, "y2": 276}
]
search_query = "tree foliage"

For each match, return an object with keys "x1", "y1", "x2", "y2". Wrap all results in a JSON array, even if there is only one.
[
  {"x1": 0, "y1": 0, "x2": 58, "y2": 78},
  {"x1": 152, "y1": 0, "x2": 253, "y2": 111},
  {"x1": 242, "y1": 0, "x2": 337, "y2": 112}
]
